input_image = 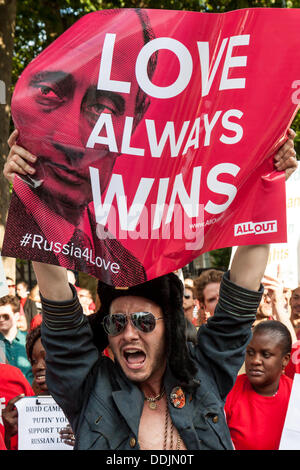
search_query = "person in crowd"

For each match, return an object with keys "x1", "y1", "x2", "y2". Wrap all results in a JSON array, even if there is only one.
[
  {"x1": 2, "y1": 325, "x2": 75, "y2": 449},
  {"x1": 25, "y1": 325, "x2": 48, "y2": 396},
  {"x1": 284, "y1": 285, "x2": 300, "y2": 380},
  {"x1": 29, "y1": 284, "x2": 42, "y2": 314},
  {"x1": 239, "y1": 274, "x2": 297, "y2": 376},
  {"x1": 77, "y1": 287, "x2": 95, "y2": 316},
  {"x1": 182, "y1": 284, "x2": 197, "y2": 326},
  {"x1": 5, "y1": 278, "x2": 16, "y2": 296},
  {"x1": 0, "y1": 362, "x2": 34, "y2": 450},
  {"x1": 3, "y1": 116, "x2": 297, "y2": 449},
  {"x1": 194, "y1": 269, "x2": 223, "y2": 325},
  {"x1": 6, "y1": 278, "x2": 27, "y2": 331},
  {"x1": 29, "y1": 314, "x2": 42, "y2": 331},
  {"x1": 16, "y1": 281, "x2": 38, "y2": 331},
  {"x1": 15, "y1": 307, "x2": 28, "y2": 332},
  {"x1": 183, "y1": 278, "x2": 194, "y2": 289},
  {"x1": 255, "y1": 286, "x2": 274, "y2": 325},
  {"x1": 33, "y1": 243, "x2": 268, "y2": 450},
  {"x1": 258, "y1": 275, "x2": 297, "y2": 342},
  {"x1": 225, "y1": 321, "x2": 293, "y2": 450},
  {"x1": 0, "y1": 295, "x2": 33, "y2": 384},
  {"x1": 27, "y1": 285, "x2": 43, "y2": 331},
  {"x1": 290, "y1": 285, "x2": 300, "y2": 340}
]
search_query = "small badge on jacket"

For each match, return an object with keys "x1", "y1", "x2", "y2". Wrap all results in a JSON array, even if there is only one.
[{"x1": 170, "y1": 387, "x2": 185, "y2": 408}]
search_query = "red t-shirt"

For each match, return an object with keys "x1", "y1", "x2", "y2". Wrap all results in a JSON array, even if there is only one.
[
  {"x1": 0, "y1": 363, "x2": 34, "y2": 450},
  {"x1": 29, "y1": 313, "x2": 42, "y2": 331},
  {"x1": 0, "y1": 431, "x2": 6, "y2": 450},
  {"x1": 285, "y1": 341, "x2": 300, "y2": 380},
  {"x1": 225, "y1": 373, "x2": 292, "y2": 450}
]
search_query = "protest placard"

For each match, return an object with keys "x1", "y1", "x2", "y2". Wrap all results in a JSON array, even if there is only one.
[
  {"x1": 263, "y1": 164, "x2": 300, "y2": 289},
  {"x1": 15, "y1": 395, "x2": 72, "y2": 450},
  {"x1": 279, "y1": 373, "x2": 300, "y2": 450},
  {"x1": 2, "y1": 8, "x2": 300, "y2": 286}
]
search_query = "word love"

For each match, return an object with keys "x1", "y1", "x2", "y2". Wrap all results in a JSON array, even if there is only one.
[{"x1": 98, "y1": 33, "x2": 250, "y2": 99}]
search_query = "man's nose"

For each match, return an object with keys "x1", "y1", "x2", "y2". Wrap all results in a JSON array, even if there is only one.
[{"x1": 122, "y1": 319, "x2": 140, "y2": 341}]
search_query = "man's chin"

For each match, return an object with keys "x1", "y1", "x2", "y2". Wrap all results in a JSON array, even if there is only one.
[
  {"x1": 120, "y1": 361, "x2": 149, "y2": 383},
  {"x1": 118, "y1": 357, "x2": 167, "y2": 386}
]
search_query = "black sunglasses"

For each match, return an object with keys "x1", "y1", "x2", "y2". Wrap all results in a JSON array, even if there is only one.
[
  {"x1": 184, "y1": 294, "x2": 191, "y2": 299},
  {"x1": 0, "y1": 314, "x2": 10, "y2": 321},
  {"x1": 102, "y1": 312, "x2": 163, "y2": 336}
]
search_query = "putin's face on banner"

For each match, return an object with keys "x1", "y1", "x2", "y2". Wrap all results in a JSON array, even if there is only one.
[{"x1": 12, "y1": 10, "x2": 152, "y2": 223}]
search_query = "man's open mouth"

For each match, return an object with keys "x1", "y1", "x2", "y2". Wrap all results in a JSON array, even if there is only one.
[{"x1": 123, "y1": 349, "x2": 146, "y2": 369}]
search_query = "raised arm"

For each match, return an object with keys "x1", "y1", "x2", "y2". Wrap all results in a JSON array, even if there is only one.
[
  {"x1": 230, "y1": 244, "x2": 270, "y2": 291},
  {"x1": 196, "y1": 130, "x2": 297, "y2": 398},
  {"x1": 32, "y1": 262, "x2": 100, "y2": 432},
  {"x1": 32, "y1": 261, "x2": 73, "y2": 301},
  {"x1": 230, "y1": 127, "x2": 297, "y2": 290}
]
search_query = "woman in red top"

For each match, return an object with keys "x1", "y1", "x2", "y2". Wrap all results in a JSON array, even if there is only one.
[
  {"x1": 225, "y1": 320, "x2": 293, "y2": 450},
  {"x1": 0, "y1": 363, "x2": 34, "y2": 450},
  {"x1": 2, "y1": 326, "x2": 74, "y2": 448}
]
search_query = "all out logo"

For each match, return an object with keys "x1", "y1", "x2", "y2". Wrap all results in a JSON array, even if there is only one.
[{"x1": 234, "y1": 220, "x2": 278, "y2": 236}]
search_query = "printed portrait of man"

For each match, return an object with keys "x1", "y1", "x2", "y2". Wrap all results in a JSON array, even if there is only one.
[{"x1": 3, "y1": 8, "x2": 158, "y2": 286}]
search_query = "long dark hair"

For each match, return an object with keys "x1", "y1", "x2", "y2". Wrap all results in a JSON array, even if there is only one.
[{"x1": 88, "y1": 272, "x2": 198, "y2": 390}]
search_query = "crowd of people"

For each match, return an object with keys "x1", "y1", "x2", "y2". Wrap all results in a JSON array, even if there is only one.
[
  {"x1": 0, "y1": 275, "x2": 94, "y2": 449},
  {"x1": 1, "y1": 259, "x2": 300, "y2": 450},
  {"x1": 182, "y1": 270, "x2": 300, "y2": 449}
]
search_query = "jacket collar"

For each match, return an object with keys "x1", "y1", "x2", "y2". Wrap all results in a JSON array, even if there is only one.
[{"x1": 111, "y1": 362, "x2": 194, "y2": 436}]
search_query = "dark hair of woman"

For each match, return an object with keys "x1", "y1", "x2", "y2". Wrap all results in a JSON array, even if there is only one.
[
  {"x1": 26, "y1": 325, "x2": 42, "y2": 364},
  {"x1": 252, "y1": 320, "x2": 292, "y2": 356}
]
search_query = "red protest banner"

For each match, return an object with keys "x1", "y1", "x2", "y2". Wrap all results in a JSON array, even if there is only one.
[{"x1": 2, "y1": 8, "x2": 300, "y2": 286}]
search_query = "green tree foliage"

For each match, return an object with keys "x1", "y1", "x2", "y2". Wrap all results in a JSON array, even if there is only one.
[
  {"x1": 209, "y1": 247, "x2": 232, "y2": 270},
  {"x1": 12, "y1": 0, "x2": 204, "y2": 85},
  {"x1": 0, "y1": 0, "x2": 16, "y2": 260}
]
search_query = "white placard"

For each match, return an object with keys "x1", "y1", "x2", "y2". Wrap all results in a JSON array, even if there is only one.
[
  {"x1": 264, "y1": 166, "x2": 300, "y2": 289},
  {"x1": 16, "y1": 395, "x2": 72, "y2": 450},
  {"x1": 279, "y1": 373, "x2": 300, "y2": 450},
  {"x1": 0, "y1": 255, "x2": 8, "y2": 298}
]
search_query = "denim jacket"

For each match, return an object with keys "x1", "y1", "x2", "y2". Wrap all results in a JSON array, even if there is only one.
[{"x1": 40, "y1": 271, "x2": 263, "y2": 450}]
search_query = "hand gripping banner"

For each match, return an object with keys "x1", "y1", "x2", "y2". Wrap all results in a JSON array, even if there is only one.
[{"x1": 3, "y1": 8, "x2": 300, "y2": 286}]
